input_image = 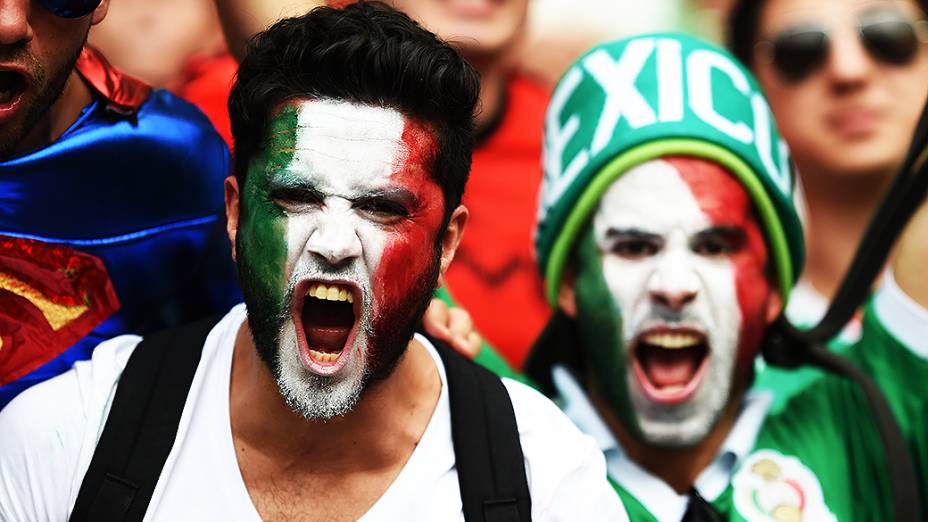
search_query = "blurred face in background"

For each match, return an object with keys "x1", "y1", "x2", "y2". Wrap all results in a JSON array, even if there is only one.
[
  {"x1": 752, "y1": 0, "x2": 928, "y2": 179},
  {"x1": 0, "y1": 0, "x2": 109, "y2": 157},
  {"x1": 390, "y1": 0, "x2": 529, "y2": 61}
]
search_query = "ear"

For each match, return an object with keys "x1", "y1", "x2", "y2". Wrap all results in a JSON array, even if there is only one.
[
  {"x1": 557, "y1": 266, "x2": 578, "y2": 318},
  {"x1": 90, "y1": 0, "x2": 110, "y2": 25},
  {"x1": 765, "y1": 291, "x2": 784, "y2": 324},
  {"x1": 224, "y1": 176, "x2": 241, "y2": 262},
  {"x1": 439, "y1": 205, "x2": 468, "y2": 277}
]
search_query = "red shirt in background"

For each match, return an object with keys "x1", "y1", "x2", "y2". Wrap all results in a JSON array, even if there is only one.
[
  {"x1": 443, "y1": 75, "x2": 552, "y2": 368},
  {"x1": 174, "y1": 52, "x2": 238, "y2": 148}
]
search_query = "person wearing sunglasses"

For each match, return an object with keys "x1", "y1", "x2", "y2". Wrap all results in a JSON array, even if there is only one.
[
  {"x1": 0, "y1": 0, "x2": 244, "y2": 408},
  {"x1": 727, "y1": 0, "x2": 928, "y2": 405}
]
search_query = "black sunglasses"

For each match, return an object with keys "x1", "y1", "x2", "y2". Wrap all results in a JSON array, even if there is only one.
[
  {"x1": 756, "y1": 7, "x2": 928, "y2": 83},
  {"x1": 38, "y1": 0, "x2": 103, "y2": 18}
]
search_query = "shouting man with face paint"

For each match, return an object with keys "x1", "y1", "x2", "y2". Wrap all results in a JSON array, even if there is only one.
[
  {"x1": 523, "y1": 33, "x2": 928, "y2": 521},
  {"x1": 0, "y1": 4, "x2": 627, "y2": 521}
]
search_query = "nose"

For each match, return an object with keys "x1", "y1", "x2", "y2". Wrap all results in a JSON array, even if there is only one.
[
  {"x1": 648, "y1": 256, "x2": 699, "y2": 312},
  {"x1": 305, "y1": 214, "x2": 363, "y2": 266},
  {"x1": 823, "y1": 29, "x2": 873, "y2": 92},
  {"x1": 0, "y1": 0, "x2": 33, "y2": 46}
]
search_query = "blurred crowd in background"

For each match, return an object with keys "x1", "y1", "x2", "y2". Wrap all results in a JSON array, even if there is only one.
[
  {"x1": 2, "y1": 0, "x2": 926, "y2": 398},
  {"x1": 86, "y1": 0, "x2": 928, "y2": 369}
]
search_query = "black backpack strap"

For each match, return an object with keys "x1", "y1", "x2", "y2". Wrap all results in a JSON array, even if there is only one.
[
  {"x1": 759, "y1": 84, "x2": 928, "y2": 522},
  {"x1": 523, "y1": 311, "x2": 586, "y2": 398},
  {"x1": 429, "y1": 336, "x2": 532, "y2": 522},
  {"x1": 69, "y1": 315, "x2": 219, "y2": 522}
]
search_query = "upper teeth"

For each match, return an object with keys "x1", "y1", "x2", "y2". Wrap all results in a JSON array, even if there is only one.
[
  {"x1": 306, "y1": 283, "x2": 353, "y2": 303},
  {"x1": 642, "y1": 332, "x2": 702, "y2": 349}
]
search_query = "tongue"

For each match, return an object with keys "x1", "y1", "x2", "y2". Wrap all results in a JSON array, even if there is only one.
[
  {"x1": 301, "y1": 297, "x2": 354, "y2": 353},
  {"x1": 304, "y1": 325, "x2": 350, "y2": 353},
  {"x1": 640, "y1": 347, "x2": 699, "y2": 388}
]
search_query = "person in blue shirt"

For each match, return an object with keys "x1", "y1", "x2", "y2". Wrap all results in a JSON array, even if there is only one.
[{"x1": 0, "y1": 0, "x2": 240, "y2": 408}]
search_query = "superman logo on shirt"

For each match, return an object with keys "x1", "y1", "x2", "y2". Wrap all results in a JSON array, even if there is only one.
[{"x1": 0, "y1": 235, "x2": 119, "y2": 386}]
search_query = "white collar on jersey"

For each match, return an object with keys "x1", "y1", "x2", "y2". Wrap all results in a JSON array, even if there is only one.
[{"x1": 554, "y1": 365, "x2": 773, "y2": 521}]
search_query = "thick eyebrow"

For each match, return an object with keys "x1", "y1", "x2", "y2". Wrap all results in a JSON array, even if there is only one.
[
  {"x1": 604, "y1": 228, "x2": 662, "y2": 242},
  {"x1": 354, "y1": 187, "x2": 418, "y2": 208},
  {"x1": 693, "y1": 225, "x2": 745, "y2": 240},
  {"x1": 267, "y1": 176, "x2": 419, "y2": 208},
  {"x1": 266, "y1": 177, "x2": 325, "y2": 202}
]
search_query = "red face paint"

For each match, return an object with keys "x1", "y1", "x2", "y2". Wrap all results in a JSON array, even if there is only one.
[
  {"x1": 369, "y1": 119, "x2": 444, "y2": 364},
  {"x1": 665, "y1": 156, "x2": 773, "y2": 373}
]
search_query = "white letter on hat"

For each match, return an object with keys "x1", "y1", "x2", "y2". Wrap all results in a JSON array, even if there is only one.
[
  {"x1": 687, "y1": 50, "x2": 753, "y2": 144},
  {"x1": 583, "y1": 39, "x2": 657, "y2": 156},
  {"x1": 656, "y1": 38, "x2": 684, "y2": 123},
  {"x1": 752, "y1": 94, "x2": 793, "y2": 196},
  {"x1": 542, "y1": 66, "x2": 588, "y2": 211}
]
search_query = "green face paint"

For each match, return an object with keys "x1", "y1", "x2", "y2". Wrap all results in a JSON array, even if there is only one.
[
  {"x1": 572, "y1": 225, "x2": 642, "y2": 438},
  {"x1": 237, "y1": 105, "x2": 300, "y2": 359},
  {"x1": 235, "y1": 98, "x2": 448, "y2": 421}
]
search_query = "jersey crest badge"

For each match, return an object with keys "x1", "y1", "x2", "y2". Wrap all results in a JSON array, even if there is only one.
[{"x1": 732, "y1": 449, "x2": 836, "y2": 522}]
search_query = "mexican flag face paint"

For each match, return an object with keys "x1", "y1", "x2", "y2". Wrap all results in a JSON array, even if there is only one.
[
  {"x1": 236, "y1": 99, "x2": 445, "y2": 419},
  {"x1": 574, "y1": 157, "x2": 772, "y2": 447}
]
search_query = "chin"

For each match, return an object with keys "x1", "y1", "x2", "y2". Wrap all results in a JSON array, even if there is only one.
[
  {"x1": 274, "y1": 319, "x2": 370, "y2": 420},
  {"x1": 798, "y1": 139, "x2": 905, "y2": 180},
  {"x1": 626, "y1": 327, "x2": 738, "y2": 447},
  {"x1": 629, "y1": 369, "x2": 732, "y2": 448}
]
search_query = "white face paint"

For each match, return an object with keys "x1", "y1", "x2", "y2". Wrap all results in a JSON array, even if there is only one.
[
  {"x1": 271, "y1": 99, "x2": 414, "y2": 419},
  {"x1": 591, "y1": 159, "x2": 742, "y2": 446}
]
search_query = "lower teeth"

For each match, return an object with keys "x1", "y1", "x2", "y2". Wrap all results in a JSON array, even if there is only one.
[{"x1": 309, "y1": 349, "x2": 341, "y2": 363}]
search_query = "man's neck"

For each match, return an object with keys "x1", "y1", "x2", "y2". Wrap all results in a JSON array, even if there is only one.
[
  {"x1": 15, "y1": 70, "x2": 92, "y2": 155},
  {"x1": 469, "y1": 55, "x2": 508, "y2": 134},
  {"x1": 229, "y1": 323, "x2": 442, "y2": 475},
  {"x1": 801, "y1": 168, "x2": 893, "y2": 299},
  {"x1": 590, "y1": 389, "x2": 741, "y2": 494}
]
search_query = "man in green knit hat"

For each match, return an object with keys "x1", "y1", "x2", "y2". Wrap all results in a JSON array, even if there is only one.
[{"x1": 526, "y1": 32, "x2": 928, "y2": 520}]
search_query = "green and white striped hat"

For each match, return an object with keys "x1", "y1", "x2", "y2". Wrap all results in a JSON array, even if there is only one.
[{"x1": 535, "y1": 32, "x2": 805, "y2": 307}]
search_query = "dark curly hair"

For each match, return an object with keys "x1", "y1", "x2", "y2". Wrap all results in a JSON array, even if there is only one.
[
  {"x1": 228, "y1": 1, "x2": 480, "y2": 218},
  {"x1": 728, "y1": 0, "x2": 928, "y2": 69}
]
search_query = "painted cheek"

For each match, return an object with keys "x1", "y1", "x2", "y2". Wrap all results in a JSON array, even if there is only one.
[
  {"x1": 371, "y1": 123, "x2": 445, "y2": 314},
  {"x1": 238, "y1": 105, "x2": 301, "y2": 305},
  {"x1": 240, "y1": 159, "x2": 290, "y2": 305},
  {"x1": 574, "y1": 229, "x2": 640, "y2": 433},
  {"x1": 730, "y1": 226, "x2": 771, "y2": 369},
  {"x1": 668, "y1": 156, "x2": 772, "y2": 368}
]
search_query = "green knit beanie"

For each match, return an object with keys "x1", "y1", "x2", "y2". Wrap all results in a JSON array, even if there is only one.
[{"x1": 535, "y1": 32, "x2": 805, "y2": 307}]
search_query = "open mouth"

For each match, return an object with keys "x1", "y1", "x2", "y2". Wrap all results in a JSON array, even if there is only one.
[
  {"x1": 0, "y1": 70, "x2": 26, "y2": 108},
  {"x1": 293, "y1": 281, "x2": 359, "y2": 373},
  {"x1": 631, "y1": 328, "x2": 710, "y2": 405}
]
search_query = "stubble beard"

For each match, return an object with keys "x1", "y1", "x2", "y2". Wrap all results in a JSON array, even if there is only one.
[
  {"x1": 0, "y1": 39, "x2": 84, "y2": 159},
  {"x1": 237, "y1": 239, "x2": 442, "y2": 421}
]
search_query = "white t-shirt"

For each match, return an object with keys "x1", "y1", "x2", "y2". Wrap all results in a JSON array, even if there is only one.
[{"x1": 0, "y1": 304, "x2": 627, "y2": 522}]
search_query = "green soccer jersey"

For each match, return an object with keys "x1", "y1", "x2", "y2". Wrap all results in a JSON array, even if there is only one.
[
  {"x1": 751, "y1": 281, "x2": 864, "y2": 414},
  {"x1": 468, "y1": 274, "x2": 926, "y2": 521},
  {"x1": 606, "y1": 297, "x2": 928, "y2": 521}
]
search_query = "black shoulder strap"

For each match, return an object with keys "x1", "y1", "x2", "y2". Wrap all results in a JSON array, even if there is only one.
[
  {"x1": 760, "y1": 83, "x2": 928, "y2": 522},
  {"x1": 523, "y1": 310, "x2": 585, "y2": 398},
  {"x1": 69, "y1": 315, "x2": 218, "y2": 522},
  {"x1": 430, "y1": 336, "x2": 532, "y2": 522}
]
